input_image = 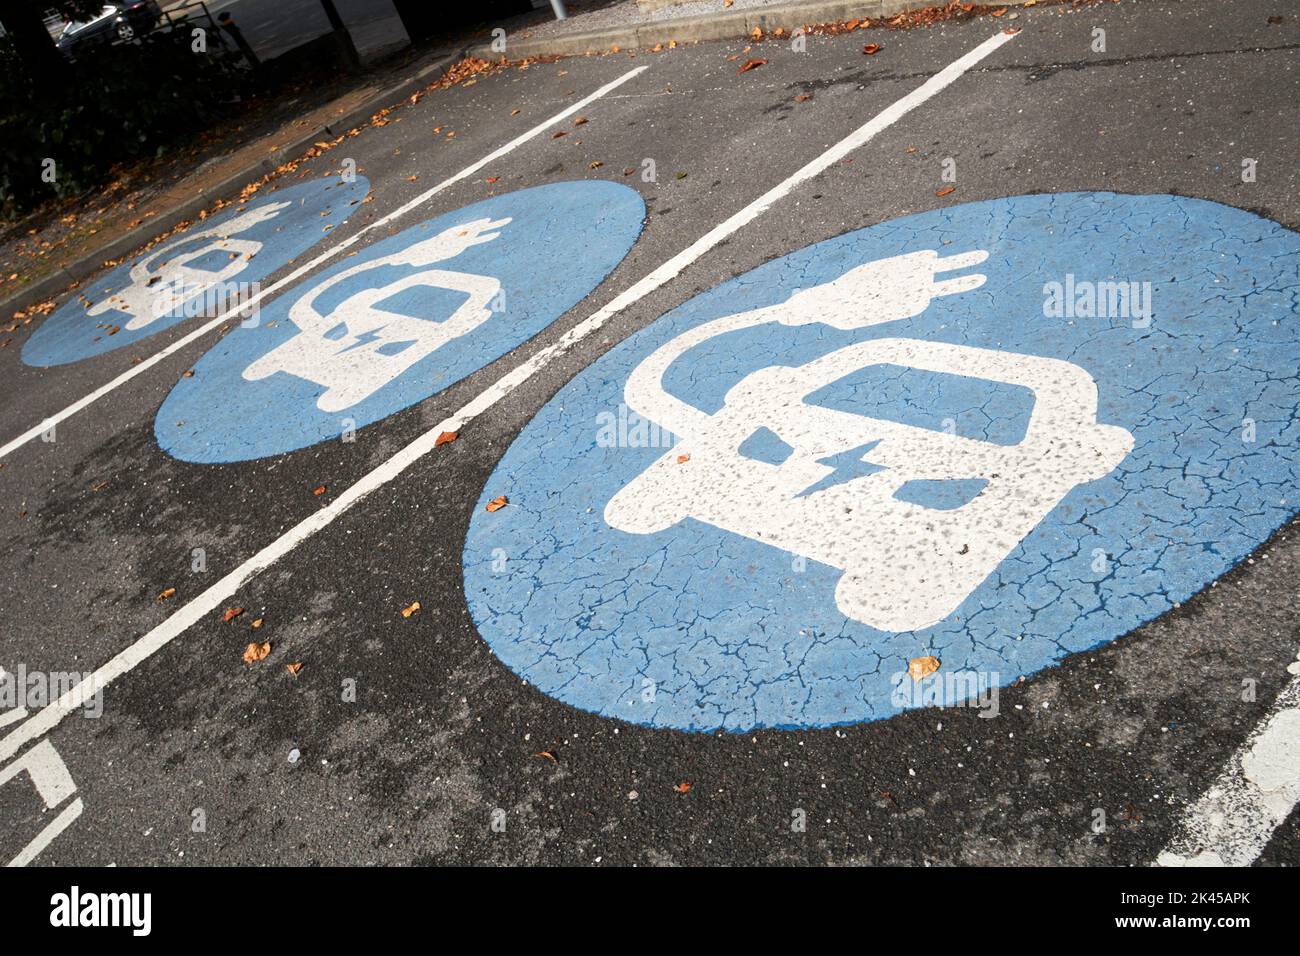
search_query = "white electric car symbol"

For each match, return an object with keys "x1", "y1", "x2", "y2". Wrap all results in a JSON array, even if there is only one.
[
  {"x1": 604, "y1": 250, "x2": 1135, "y2": 633},
  {"x1": 242, "y1": 216, "x2": 510, "y2": 413},
  {"x1": 87, "y1": 200, "x2": 290, "y2": 330}
]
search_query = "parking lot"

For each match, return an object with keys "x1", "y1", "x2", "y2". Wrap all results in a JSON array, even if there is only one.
[{"x1": 0, "y1": 0, "x2": 1297, "y2": 867}]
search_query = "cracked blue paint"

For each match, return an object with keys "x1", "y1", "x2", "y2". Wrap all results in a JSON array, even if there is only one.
[
  {"x1": 155, "y1": 181, "x2": 645, "y2": 462},
  {"x1": 22, "y1": 176, "x2": 370, "y2": 367},
  {"x1": 462, "y1": 192, "x2": 1299, "y2": 732}
]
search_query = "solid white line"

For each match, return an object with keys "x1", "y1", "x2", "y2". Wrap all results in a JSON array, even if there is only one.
[
  {"x1": 7, "y1": 799, "x2": 83, "y2": 867},
  {"x1": 0, "y1": 65, "x2": 651, "y2": 462},
  {"x1": 1156, "y1": 657, "x2": 1300, "y2": 867},
  {"x1": 0, "y1": 30, "x2": 1017, "y2": 806}
]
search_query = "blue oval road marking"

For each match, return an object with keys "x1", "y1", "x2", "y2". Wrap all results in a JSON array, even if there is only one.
[
  {"x1": 22, "y1": 176, "x2": 370, "y2": 367},
  {"x1": 463, "y1": 192, "x2": 1300, "y2": 732},
  {"x1": 155, "y1": 180, "x2": 646, "y2": 462}
]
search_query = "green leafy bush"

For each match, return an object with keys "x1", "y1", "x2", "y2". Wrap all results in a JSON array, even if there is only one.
[{"x1": 0, "y1": 26, "x2": 247, "y2": 215}]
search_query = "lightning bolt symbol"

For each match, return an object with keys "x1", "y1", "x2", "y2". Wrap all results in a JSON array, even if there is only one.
[
  {"x1": 337, "y1": 328, "x2": 385, "y2": 353},
  {"x1": 795, "y1": 439, "x2": 887, "y2": 498}
]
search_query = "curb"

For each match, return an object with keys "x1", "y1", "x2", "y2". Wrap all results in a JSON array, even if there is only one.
[
  {"x1": 1, "y1": 48, "x2": 467, "y2": 320},
  {"x1": 470, "y1": 0, "x2": 1030, "y2": 60}
]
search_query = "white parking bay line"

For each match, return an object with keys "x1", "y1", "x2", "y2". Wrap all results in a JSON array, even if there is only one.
[
  {"x1": 0, "y1": 31, "x2": 1018, "y2": 782},
  {"x1": 1156, "y1": 659, "x2": 1300, "y2": 867},
  {"x1": 0, "y1": 65, "x2": 651, "y2": 463}
]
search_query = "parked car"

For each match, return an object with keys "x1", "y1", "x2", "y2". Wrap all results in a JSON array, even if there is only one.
[{"x1": 55, "y1": 2, "x2": 163, "y2": 55}]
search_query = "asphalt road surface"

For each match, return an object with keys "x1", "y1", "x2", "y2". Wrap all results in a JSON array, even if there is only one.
[{"x1": 1, "y1": 0, "x2": 1297, "y2": 867}]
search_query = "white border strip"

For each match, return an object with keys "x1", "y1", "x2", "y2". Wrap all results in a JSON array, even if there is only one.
[
  {"x1": 0, "y1": 30, "x2": 1017, "y2": 785},
  {"x1": 1156, "y1": 660, "x2": 1300, "y2": 867},
  {"x1": 0, "y1": 65, "x2": 651, "y2": 462}
]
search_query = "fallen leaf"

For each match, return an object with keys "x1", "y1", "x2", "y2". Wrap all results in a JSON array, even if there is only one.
[
  {"x1": 589, "y1": 161, "x2": 604, "y2": 169},
  {"x1": 794, "y1": 93, "x2": 812, "y2": 102},
  {"x1": 574, "y1": 116, "x2": 588, "y2": 125},
  {"x1": 223, "y1": 606, "x2": 244, "y2": 623},
  {"x1": 407, "y1": 175, "x2": 418, "y2": 182},
  {"x1": 724, "y1": 0, "x2": 733, "y2": 6},
  {"x1": 676, "y1": 454, "x2": 690, "y2": 464},
  {"x1": 750, "y1": 27, "x2": 762, "y2": 39},
  {"x1": 908, "y1": 655, "x2": 941, "y2": 680},
  {"x1": 243, "y1": 641, "x2": 271, "y2": 664},
  {"x1": 863, "y1": 43, "x2": 882, "y2": 55},
  {"x1": 674, "y1": 781, "x2": 693, "y2": 794},
  {"x1": 534, "y1": 750, "x2": 557, "y2": 761},
  {"x1": 157, "y1": 587, "x2": 176, "y2": 602},
  {"x1": 286, "y1": 662, "x2": 303, "y2": 676},
  {"x1": 182, "y1": 369, "x2": 194, "y2": 377},
  {"x1": 401, "y1": 601, "x2": 421, "y2": 618},
  {"x1": 251, "y1": 618, "x2": 264, "y2": 630},
  {"x1": 435, "y1": 430, "x2": 459, "y2": 446},
  {"x1": 675, "y1": 171, "x2": 688, "y2": 180},
  {"x1": 486, "y1": 495, "x2": 508, "y2": 513},
  {"x1": 552, "y1": 130, "x2": 568, "y2": 139},
  {"x1": 935, "y1": 186, "x2": 956, "y2": 197},
  {"x1": 990, "y1": 7, "x2": 1007, "y2": 16},
  {"x1": 622, "y1": 167, "x2": 636, "y2": 176},
  {"x1": 511, "y1": 108, "x2": 521, "y2": 115},
  {"x1": 485, "y1": 176, "x2": 499, "y2": 184},
  {"x1": 906, "y1": 145, "x2": 918, "y2": 153},
  {"x1": 312, "y1": 484, "x2": 327, "y2": 496},
  {"x1": 651, "y1": 43, "x2": 663, "y2": 52},
  {"x1": 738, "y1": 58, "x2": 767, "y2": 73}
]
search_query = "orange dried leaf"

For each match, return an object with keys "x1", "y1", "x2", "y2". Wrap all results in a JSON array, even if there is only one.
[
  {"x1": 863, "y1": 43, "x2": 882, "y2": 55},
  {"x1": 435, "y1": 430, "x2": 459, "y2": 446},
  {"x1": 157, "y1": 587, "x2": 176, "y2": 602},
  {"x1": 286, "y1": 662, "x2": 303, "y2": 677},
  {"x1": 312, "y1": 484, "x2": 327, "y2": 496},
  {"x1": 676, "y1": 454, "x2": 690, "y2": 464},
  {"x1": 486, "y1": 495, "x2": 508, "y2": 513},
  {"x1": 251, "y1": 618, "x2": 264, "y2": 630},
  {"x1": 401, "y1": 601, "x2": 421, "y2": 618},
  {"x1": 243, "y1": 641, "x2": 271, "y2": 664},
  {"x1": 908, "y1": 655, "x2": 941, "y2": 680},
  {"x1": 738, "y1": 58, "x2": 767, "y2": 73},
  {"x1": 223, "y1": 606, "x2": 244, "y2": 623},
  {"x1": 674, "y1": 781, "x2": 693, "y2": 794},
  {"x1": 935, "y1": 186, "x2": 957, "y2": 197}
]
